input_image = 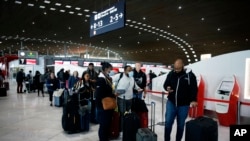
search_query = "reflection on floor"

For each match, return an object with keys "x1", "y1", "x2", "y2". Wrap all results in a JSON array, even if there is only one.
[{"x1": 0, "y1": 81, "x2": 229, "y2": 141}]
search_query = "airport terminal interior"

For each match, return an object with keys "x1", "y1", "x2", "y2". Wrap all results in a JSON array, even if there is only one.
[{"x1": 1, "y1": 0, "x2": 250, "y2": 141}]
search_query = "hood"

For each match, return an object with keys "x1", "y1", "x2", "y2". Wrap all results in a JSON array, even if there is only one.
[{"x1": 185, "y1": 67, "x2": 192, "y2": 74}]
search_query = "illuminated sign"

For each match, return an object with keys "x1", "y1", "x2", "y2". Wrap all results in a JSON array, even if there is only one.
[
  {"x1": 18, "y1": 50, "x2": 38, "y2": 59},
  {"x1": 90, "y1": 0, "x2": 125, "y2": 37}
]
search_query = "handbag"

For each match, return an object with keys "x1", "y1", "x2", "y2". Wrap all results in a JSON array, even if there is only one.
[
  {"x1": 102, "y1": 97, "x2": 117, "y2": 110},
  {"x1": 53, "y1": 88, "x2": 64, "y2": 97}
]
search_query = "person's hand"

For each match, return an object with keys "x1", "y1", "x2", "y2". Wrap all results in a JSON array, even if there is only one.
[
  {"x1": 166, "y1": 86, "x2": 173, "y2": 93},
  {"x1": 190, "y1": 101, "x2": 198, "y2": 107},
  {"x1": 114, "y1": 93, "x2": 119, "y2": 97},
  {"x1": 143, "y1": 93, "x2": 146, "y2": 99}
]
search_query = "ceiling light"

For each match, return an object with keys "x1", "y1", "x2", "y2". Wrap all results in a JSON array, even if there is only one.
[
  {"x1": 143, "y1": 17, "x2": 146, "y2": 20},
  {"x1": 32, "y1": 21, "x2": 35, "y2": 24},
  {"x1": 142, "y1": 24, "x2": 146, "y2": 26},
  {"x1": 44, "y1": 0, "x2": 50, "y2": 4},
  {"x1": 75, "y1": 7, "x2": 81, "y2": 10},
  {"x1": 69, "y1": 11, "x2": 74, "y2": 14},
  {"x1": 138, "y1": 32, "x2": 141, "y2": 34},
  {"x1": 55, "y1": 3, "x2": 61, "y2": 6},
  {"x1": 185, "y1": 33, "x2": 188, "y2": 36},
  {"x1": 217, "y1": 28, "x2": 221, "y2": 31},
  {"x1": 126, "y1": 19, "x2": 131, "y2": 22},
  {"x1": 137, "y1": 41, "x2": 140, "y2": 44},
  {"x1": 246, "y1": 38, "x2": 249, "y2": 42},
  {"x1": 65, "y1": 5, "x2": 71, "y2": 8},
  {"x1": 178, "y1": 6, "x2": 182, "y2": 10},
  {"x1": 84, "y1": 9, "x2": 90, "y2": 12},
  {"x1": 68, "y1": 27, "x2": 71, "y2": 30},
  {"x1": 44, "y1": 12, "x2": 47, "y2": 15},
  {"x1": 137, "y1": 22, "x2": 142, "y2": 25},
  {"x1": 27, "y1": 3, "x2": 34, "y2": 7},
  {"x1": 15, "y1": 1, "x2": 22, "y2": 4},
  {"x1": 201, "y1": 17, "x2": 205, "y2": 21},
  {"x1": 85, "y1": 15, "x2": 90, "y2": 17},
  {"x1": 39, "y1": 5, "x2": 45, "y2": 9},
  {"x1": 50, "y1": 8, "x2": 56, "y2": 11},
  {"x1": 167, "y1": 25, "x2": 170, "y2": 28},
  {"x1": 132, "y1": 21, "x2": 136, "y2": 24},
  {"x1": 195, "y1": 59, "x2": 198, "y2": 61},
  {"x1": 60, "y1": 9, "x2": 65, "y2": 12},
  {"x1": 78, "y1": 13, "x2": 82, "y2": 16},
  {"x1": 188, "y1": 59, "x2": 191, "y2": 62},
  {"x1": 85, "y1": 19, "x2": 88, "y2": 22},
  {"x1": 92, "y1": 11, "x2": 97, "y2": 14},
  {"x1": 22, "y1": 29, "x2": 25, "y2": 32}
]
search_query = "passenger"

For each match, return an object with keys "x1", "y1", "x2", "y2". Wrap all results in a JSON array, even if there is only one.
[
  {"x1": 39, "y1": 72, "x2": 46, "y2": 97},
  {"x1": 163, "y1": 58, "x2": 198, "y2": 141},
  {"x1": 26, "y1": 70, "x2": 33, "y2": 92},
  {"x1": 95, "y1": 62, "x2": 114, "y2": 141},
  {"x1": 73, "y1": 71, "x2": 93, "y2": 99},
  {"x1": 112, "y1": 65, "x2": 142, "y2": 132},
  {"x1": 132, "y1": 62, "x2": 147, "y2": 99},
  {"x1": 16, "y1": 69, "x2": 25, "y2": 93},
  {"x1": 46, "y1": 72, "x2": 59, "y2": 106},
  {"x1": 148, "y1": 70, "x2": 157, "y2": 90},
  {"x1": 85, "y1": 63, "x2": 98, "y2": 89},
  {"x1": 0, "y1": 70, "x2": 5, "y2": 87},
  {"x1": 34, "y1": 71, "x2": 42, "y2": 96},
  {"x1": 68, "y1": 71, "x2": 80, "y2": 92},
  {"x1": 57, "y1": 68, "x2": 65, "y2": 88}
]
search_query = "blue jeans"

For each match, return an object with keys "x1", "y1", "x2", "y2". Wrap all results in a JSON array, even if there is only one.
[
  {"x1": 164, "y1": 100, "x2": 189, "y2": 141},
  {"x1": 133, "y1": 91, "x2": 143, "y2": 99},
  {"x1": 97, "y1": 108, "x2": 113, "y2": 141}
]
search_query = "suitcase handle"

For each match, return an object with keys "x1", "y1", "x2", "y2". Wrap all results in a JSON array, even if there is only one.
[
  {"x1": 190, "y1": 106, "x2": 198, "y2": 119},
  {"x1": 151, "y1": 101, "x2": 156, "y2": 132}
]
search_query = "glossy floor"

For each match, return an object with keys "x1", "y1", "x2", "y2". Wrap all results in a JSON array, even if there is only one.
[{"x1": 0, "y1": 81, "x2": 229, "y2": 141}]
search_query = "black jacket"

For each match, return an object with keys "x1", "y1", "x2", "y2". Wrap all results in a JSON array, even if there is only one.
[
  {"x1": 133, "y1": 69, "x2": 147, "y2": 89},
  {"x1": 16, "y1": 71, "x2": 25, "y2": 82},
  {"x1": 95, "y1": 73, "x2": 115, "y2": 110},
  {"x1": 163, "y1": 69, "x2": 198, "y2": 106}
]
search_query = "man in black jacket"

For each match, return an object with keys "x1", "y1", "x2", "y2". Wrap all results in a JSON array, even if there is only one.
[
  {"x1": 133, "y1": 62, "x2": 147, "y2": 99},
  {"x1": 16, "y1": 69, "x2": 25, "y2": 93},
  {"x1": 164, "y1": 58, "x2": 198, "y2": 141}
]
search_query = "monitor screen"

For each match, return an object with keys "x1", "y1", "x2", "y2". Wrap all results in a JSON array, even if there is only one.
[
  {"x1": 19, "y1": 59, "x2": 37, "y2": 65},
  {"x1": 219, "y1": 81, "x2": 233, "y2": 91}
]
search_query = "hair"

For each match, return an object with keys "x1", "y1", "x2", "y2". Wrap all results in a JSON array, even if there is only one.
[
  {"x1": 89, "y1": 63, "x2": 94, "y2": 66},
  {"x1": 124, "y1": 65, "x2": 131, "y2": 71},
  {"x1": 101, "y1": 62, "x2": 112, "y2": 71},
  {"x1": 81, "y1": 71, "x2": 90, "y2": 85},
  {"x1": 35, "y1": 71, "x2": 40, "y2": 75}
]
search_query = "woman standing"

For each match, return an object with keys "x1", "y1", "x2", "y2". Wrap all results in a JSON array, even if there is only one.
[
  {"x1": 95, "y1": 62, "x2": 115, "y2": 141},
  {"x1": 74, "y1": 71, "x2": 93, "y2": 99},
  {"x1": 34, "y1": 71, "x2": 43, "y2": 96},
  {"x1": 46, "y1": 72, "x2": 59, "y2": 106}
]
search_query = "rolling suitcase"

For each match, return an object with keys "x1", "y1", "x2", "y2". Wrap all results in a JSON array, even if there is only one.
[
  {"x1": 185, "y1": 107, "x2": 218, "y2": 141},
  {"x1": 0, "y1": 87, "x2": 7, "y2": 96},
  {"x1": 62, "y1": 96, "x2": 80, "y2": 133},
  {"x1": 110, "y1": 108, "x2": 120, "y2": 139},
  {"x1": 3, "y1": 82, "x2": 9, "y2": 90},
  {"x1": 78, "y1": 98, "x2": 91, "y2": 132},
  {"x1": 53, "y1": 89, "x2": 64, "y2": 107},
  {"x1": 132, "y1": 97, "x2": 149, "y2": 128},
  {"x1": 123, "y1": 111, "x2": 141, "y2": 141},
  {"x1": 136, "y1": 102, "x2": 157, "y2": 141}
]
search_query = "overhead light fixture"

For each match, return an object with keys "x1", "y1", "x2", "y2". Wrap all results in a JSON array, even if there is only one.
[
  {"x1": 55, "y1": 3, "x2": 61, "y2": 6},
  {"x1": 178, "y1": 6, "x2": 182, "y2": 10},
  {"x1": 39, "y1": 5, "x2": 45, "y2": 9},
  {"x1": 60, "y1": 9, "x2": 65, "y2": 12},
  {"x1": 27, "y1": 3, "x2": 34, "y2": 7},
  {"x1": 78, "y1": 13, "x2": 83, "y2": 16},
  {"x1": 217, "y1": 28, "x2": 221, "y2": 31},
  {"x1": 126, "y1": 19, "x2": 131, "y2": 22},
  {"x1": 201, "y1": 17, "x2": 205, "y2": 21},
  {"x1": 92, "y1": 11, "x2": 97, "y2": 14},
  {"x1": 65, "y1": 5, "x2": 72, "y2": 8},
  {"x1": 15, "y1": 1, "x2": 22, "y2": 4},
  {"x1": 69, "y1": 11, "x2": 74, "y2": 14},
  {"x1": 85, "y1": 15, "x2": 90, "y2": 17},
  {"x1": 84, "y1": 9, "x2": 90, "y2": 12},
  {"x1": 75, "y1": 7, "x2": 81, "y2": 10},
  {"x1": 143, "y1": 17, "x2": 146, "y2": 20},
  {"x1": 44, "y1": 0, "x2": 51, "y2": 4},
  {"x1": 50, "y1": 8, "x2": 56, "y2": 11}
]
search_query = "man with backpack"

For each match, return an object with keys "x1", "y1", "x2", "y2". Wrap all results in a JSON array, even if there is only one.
[
  {"x1": 57, "y1": 68, "x2": 65, "y2": 88},
  {"x1": 132, "y1": 63, "x2": 147, "y2": 99},
  {"x1": 112, "y1": 65, "x2": 142, "y2": 132}
]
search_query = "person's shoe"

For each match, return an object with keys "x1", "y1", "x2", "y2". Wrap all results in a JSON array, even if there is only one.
[{"x1": 50, "y1": 103, "x2": 52, "y2": 106}]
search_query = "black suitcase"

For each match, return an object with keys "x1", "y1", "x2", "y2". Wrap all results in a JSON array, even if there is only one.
[
  {"x1": 62, "y1": 94, "x2": 81, "y2": 133},
  {"x1": 185, "y1": 107, "x2": 218, "y2": 141},
  {"x1": 123, "y1": 111, "x2": 141, "y2": 141},
  {"x1": 3, "y1": 82, "x2": 9, "y2": 90},
  {"x1": 0, "y1": 87, "x2": 7, "y2": 96}
]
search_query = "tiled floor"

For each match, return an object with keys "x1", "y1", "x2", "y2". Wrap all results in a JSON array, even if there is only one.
[{"x1": 0, "y1": 81, "x2": 229, "y2": 141}]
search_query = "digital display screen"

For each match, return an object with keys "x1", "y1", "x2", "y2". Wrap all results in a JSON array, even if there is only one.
[
  {"x1": 219, "y1": 81, "x2": 233, "y2": 92},
  {"x1": 19, "y1": 59, "x2": 37, "y2": 65},
  {"x1": 90, "y1": 0, "x2": 125, "y2": 37}
]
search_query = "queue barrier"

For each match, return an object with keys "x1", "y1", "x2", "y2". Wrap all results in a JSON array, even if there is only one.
[{"x1": 146, "y1": 90, "x2": 250, "y2": 125}]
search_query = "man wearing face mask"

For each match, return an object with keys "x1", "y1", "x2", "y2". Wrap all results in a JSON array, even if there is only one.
[
  {"x1": 163, "y1": 58, "x2": 198, "y2": 141},
  {"x1": 112, "y1": 65, "x2": 142, "y2": 132}
]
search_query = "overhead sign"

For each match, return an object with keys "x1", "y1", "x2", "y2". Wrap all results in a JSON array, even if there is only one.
[
  {"x1": 18, "y1": 50, "x2": 38, "y2": 59},
  {"x1": 90, "y1": 0, "x2": 125, "y2": 37}
]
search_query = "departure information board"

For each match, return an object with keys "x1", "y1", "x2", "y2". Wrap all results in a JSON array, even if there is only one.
[{"x1": 90, "y1": 0, "x2": 125, "y2": 37}]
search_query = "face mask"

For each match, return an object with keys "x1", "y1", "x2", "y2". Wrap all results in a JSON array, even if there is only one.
[
  {"x1": 109, "y1": 71, "x2": 115, "y2": 76},
  {"x1": 128, "y1": 71, "x2": 134, "y2": 77}
]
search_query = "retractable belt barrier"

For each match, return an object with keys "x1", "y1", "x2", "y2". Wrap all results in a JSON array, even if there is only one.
[{"x1": 146, "y1": 90, "x2": 250, "y2": 124}]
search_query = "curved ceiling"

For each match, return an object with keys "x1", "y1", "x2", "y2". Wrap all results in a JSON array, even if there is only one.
[{"x1": 0, "y1": 0, "x2": 249, "y2": 65}]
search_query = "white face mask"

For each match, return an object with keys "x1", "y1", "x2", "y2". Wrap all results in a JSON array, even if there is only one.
[
  {"x1": 109, "y1": 71, "x2": 115, "y2": 76},
  {"x1": 128, "y1": 71, "x2": 134, "y2": 77}
]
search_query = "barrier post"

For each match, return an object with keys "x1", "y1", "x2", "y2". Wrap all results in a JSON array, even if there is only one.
[
  {"x1": 145, "y1": 91, "x2": 151, "y2": 106},
  {"x1": 157, "y1": 91, "x2": 165, "y2": 126},
  {"x1": 237, "y1": 100, "x2": 241, "y2": 124}
]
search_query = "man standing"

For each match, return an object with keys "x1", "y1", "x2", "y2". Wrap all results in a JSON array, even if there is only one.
[
  {"x1": 163, "y1": 58, "x2": 198, "y2": 141},
  {"x1": 16, "y1": 69, "x2": 25, "y2": 93},
  {"x1": 133, "y1": 62, "x2": 147, "y2": 99},
  {"x1": 86, "y1": 63, "x2": 98, "y2": 88}
]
